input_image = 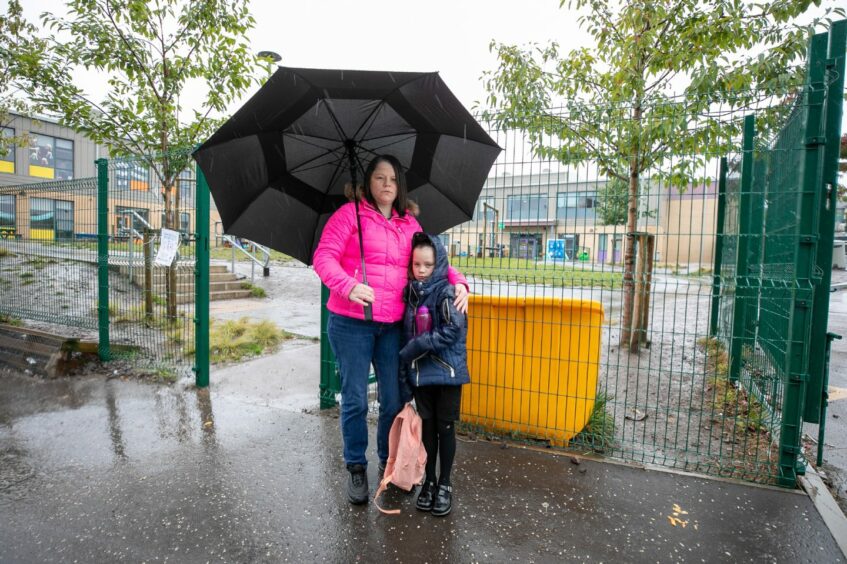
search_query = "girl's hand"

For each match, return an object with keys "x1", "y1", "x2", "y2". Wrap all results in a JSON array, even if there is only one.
[
  {"x1": 348, "y1": 283, "x2": 375, "y2": 306},
  {"x1": 453, "y1": 284, "x2": 469, "y2": 314}
]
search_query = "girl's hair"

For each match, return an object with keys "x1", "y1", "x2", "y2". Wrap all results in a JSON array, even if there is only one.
[
  {"x1": 408, "y1": 232, "x2": 436, "y2": 279},
  {"x1": 362, "y1": 154, "x2": 410, "y2": 217}
]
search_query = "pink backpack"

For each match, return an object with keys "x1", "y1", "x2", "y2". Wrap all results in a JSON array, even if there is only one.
[{"x1": 374, "y1": 403, "x2": 427, "y2": 514}]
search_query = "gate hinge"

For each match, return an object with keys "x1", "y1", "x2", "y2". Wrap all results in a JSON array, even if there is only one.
[
  {"x1": 788, "y1": 372, "x2": 809, "y2": 383},
  {"x1": 805, "y1": 136, "x2": 826, "y2": 147},
  {"x1": 795, "y1": 288, "x2": 814, "y2": 306}
]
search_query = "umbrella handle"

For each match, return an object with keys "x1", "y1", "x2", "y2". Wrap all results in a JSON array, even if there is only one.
[{"x1": 353, "y1": 194, "x2": 373, "y2": 323}]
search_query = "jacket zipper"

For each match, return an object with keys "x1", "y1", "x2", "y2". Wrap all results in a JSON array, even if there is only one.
[
  {"x1": 412, "y1": 353, "x2": 426, "y2": 387},
  {"x1": 431, "y1": 355, "x2": 456, "y2": 378}
]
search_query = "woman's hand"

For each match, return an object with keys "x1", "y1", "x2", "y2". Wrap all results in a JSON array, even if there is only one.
[
  {"x1": 348, "y1": 283, "x2": 375, "y2": 306},
  {"x1": 453, "y1": 284, "x2": 469, "y2": 314}
]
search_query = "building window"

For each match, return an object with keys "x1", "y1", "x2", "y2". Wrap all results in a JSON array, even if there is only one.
[
  {"x1": 29, "y1": 134, "x2": 74, "y2": 180},
  {"x1": 115, "y1": 206, "x2": 150, "y2": 237},
  {"x1": 556, "y1": 192, "x2": 598, "y2": 220},
  {"x1": 177, "y1": 168, "x2": 194, "y2": 205},
  {"x1": 475, "y1": 196, "x2": 495, "y2": 221},
  {"x1": 30, "y1": 197, "x2": 74, "y2": 240},
  {"x1": 509, "y1": 232, "x2": 543, "y2": 259},
  {"x1": 507, "y1": 194, "x2": 548, "y2": 221},
  {"x1": 115, "y1": 161, "x2": 150, "y2": 191},
  {"x1": 0, "y1": 127, "x2": 14, "y2": 174},
  {"x1": 0, "y1": 195, "x2": 15, "y2": 237},
  {"x1": 180, "y1": 212, "x2": 190, "y2": 236},
  {"x1": 56, "y1": 200, "x2": 74, "y2": 239}
]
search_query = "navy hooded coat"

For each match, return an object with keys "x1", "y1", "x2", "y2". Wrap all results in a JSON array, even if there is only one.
[{"x1": 399, "y1": 233, "x2": 470, "y2": 390}]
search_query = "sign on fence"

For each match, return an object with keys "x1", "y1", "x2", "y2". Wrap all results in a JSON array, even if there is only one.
[{"x1": 154, "y1": 228, "x2": 180, "y2": 266}]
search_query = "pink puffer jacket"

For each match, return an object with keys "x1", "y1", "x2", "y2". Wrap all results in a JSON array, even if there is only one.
[{"x1": 313, "y1": 200, "x2": 467, "y2": 323}]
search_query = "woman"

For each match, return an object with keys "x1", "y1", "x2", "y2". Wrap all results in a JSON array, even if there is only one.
[{"x1": 313, "y1": 154, "x2": 469, "y2": 505}]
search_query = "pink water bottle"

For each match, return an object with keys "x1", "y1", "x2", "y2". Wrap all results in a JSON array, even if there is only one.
[{"x1": 415, "y1": 305, "x2": 432, "y2": 335}]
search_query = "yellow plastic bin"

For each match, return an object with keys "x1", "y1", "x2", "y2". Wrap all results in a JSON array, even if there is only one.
[{"x1": 461, "y1": 296, "x2": 604, "y2": 446}]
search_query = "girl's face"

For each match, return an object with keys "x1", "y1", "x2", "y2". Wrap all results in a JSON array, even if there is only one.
[
  {"x1": 369, "y1": 161, "x2": 398, "y2": 210},
  {"x1": 411, "y1": 246, "x2": 435, "y2": 282}
]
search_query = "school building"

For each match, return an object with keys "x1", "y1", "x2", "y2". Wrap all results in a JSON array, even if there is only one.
[
  {"x1": 0, "y1": 113, "x2": 224, "y2": 243},
  {"x1": 443, "y1": 171, "x2": 719, "y2": 267}
]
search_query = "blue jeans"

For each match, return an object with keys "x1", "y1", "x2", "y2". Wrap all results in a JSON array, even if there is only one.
[{"x1": 327, "y1": 313, "x2": 403, "y2": 467}]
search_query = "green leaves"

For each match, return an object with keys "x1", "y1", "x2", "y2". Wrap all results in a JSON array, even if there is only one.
[
  {"x1": 13, "y1": 0, "x2": 267, "y2": 170},
  {"x1": 482, "y1": 0, "x2": 844, "y2": 193},
  {"x1": 0, "y1": 0, "x2": 47, "y2": 152}
]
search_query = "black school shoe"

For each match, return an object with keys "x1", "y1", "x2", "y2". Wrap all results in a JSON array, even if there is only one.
[
  {"x1": 346, "y1": 464, "x2": 368, "y2": 505},
  {"x1": 431, "y1": 484, "x2": 452, "y2": 516},
  {"x1": 416, "y1": 480, "x2": 437, "y2": 511}
]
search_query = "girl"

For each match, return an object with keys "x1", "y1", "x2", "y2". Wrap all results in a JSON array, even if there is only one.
[{"x1": 399, "y1": 232, "x2": 470, "y2": 516}]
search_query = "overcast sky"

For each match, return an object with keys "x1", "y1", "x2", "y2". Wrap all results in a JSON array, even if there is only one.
[
  {"x1": 21, "y1": 0, "x2": 589, "y2": 115},
  {"x1": 18, "y1": 0, "x2": 845, "y2": 139}
]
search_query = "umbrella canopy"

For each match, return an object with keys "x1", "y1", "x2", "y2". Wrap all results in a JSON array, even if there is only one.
[{"x1": 193, "y1": 66, "x2": 501, "y2": 265}]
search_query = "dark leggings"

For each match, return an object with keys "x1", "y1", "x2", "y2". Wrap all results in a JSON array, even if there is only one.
[{"x1": 422, "y1": 418, "x2": 457, "y2": 486}]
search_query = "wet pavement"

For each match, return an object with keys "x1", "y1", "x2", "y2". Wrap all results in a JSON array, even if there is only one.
[
  {"x1": 1, "y1": 351, "x2": 844, "y2": 563},
  {"x1": 819, "y1": 268, "x2": 847, "y2": 515}
]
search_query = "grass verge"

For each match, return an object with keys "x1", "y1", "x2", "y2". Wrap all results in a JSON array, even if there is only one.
[
  {"x1": 451, "y1": 257, "x2": 622, "y2": 289},
  {"x1": 203, "y1": 317, "x2": 293, "y2": 364}
]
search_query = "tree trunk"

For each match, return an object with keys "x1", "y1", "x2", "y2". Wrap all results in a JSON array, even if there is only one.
[{"x1": 620, "y1": 106, "x2": 642, "y2": 350}]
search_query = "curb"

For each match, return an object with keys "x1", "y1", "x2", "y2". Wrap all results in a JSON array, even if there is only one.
[{"x1": 799, "y1": 469, "x2": 847, "y2": 559}]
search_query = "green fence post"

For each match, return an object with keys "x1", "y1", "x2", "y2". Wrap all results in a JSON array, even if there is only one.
[
  {"x1": 194, "y1": 164, "x2": 211, "y2": 388},
  {"x1": 805, "y1": 19, "x2": 847, "y2": 423},
  {"x1": 745, "y1": 156, "x2": 767, "y2": 343},
  {"x1": 96, "y1": 158, "x2": 111, "y2": 361},
  {"x1": 319, "y1": 284, "x2": 339, "y2": 409},
  {"x1": 710, "y1": 157, "x2": 728, "y2": 337},
  {"x1": 729, "y1": 115, "x2": 755, "y2": 384},
  {"x1": 818, "y1": 332, "x2": 841, "y2": 467},
  {"x1": 776, "y1": 31, "x2": 828, "y2": 486}
]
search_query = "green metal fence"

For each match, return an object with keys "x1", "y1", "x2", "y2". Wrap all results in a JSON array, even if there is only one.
[
  {"x1": 0, "y1": 149, "x2": 209, "y2": 384},
  {"x1": 320, "y1": 22, "x2": 846, "y2": 487}
]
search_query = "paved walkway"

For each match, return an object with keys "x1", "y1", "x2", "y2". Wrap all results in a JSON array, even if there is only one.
[{"x1": 1, "y1": 343, "x2": 844, "y2": 563}]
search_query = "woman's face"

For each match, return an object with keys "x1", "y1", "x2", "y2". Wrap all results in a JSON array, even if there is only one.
[{"x1": 369, "y1": 161, "x2": 398, "y2": 210}]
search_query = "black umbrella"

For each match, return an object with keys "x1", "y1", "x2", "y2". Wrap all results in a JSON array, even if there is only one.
[{"x1": 192, "y1": 66, "x2": 501, "y2": 266}]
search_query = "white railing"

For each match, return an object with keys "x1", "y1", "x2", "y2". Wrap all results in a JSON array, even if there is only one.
[{"x1": 221, "y1": 234, "x2": 271, "y2": 283}]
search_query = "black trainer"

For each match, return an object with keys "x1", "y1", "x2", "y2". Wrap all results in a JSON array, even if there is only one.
[
  {"x1": 377, "y1": 462, "x2": 386, "y2": 482},
  {"x1": 346, "y1": 464, "x2": 368, "y2": 505},
  {"x1": 416, "y1": 480, "x2": 437, "y2": 511},
  {"x1": 431, "y1": 484, "x2": 452, "y2": 516}
]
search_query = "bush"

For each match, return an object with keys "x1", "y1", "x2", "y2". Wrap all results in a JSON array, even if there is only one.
[{"x1": 207, "y1": 317, "x2": 291, "y2": 364}]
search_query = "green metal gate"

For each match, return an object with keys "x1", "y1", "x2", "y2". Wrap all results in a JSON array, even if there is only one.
[
  {"x1": 319, "y1": 21, "x2": 846, "y2": 487},
  {"x1": 0, "y1": 149, "x2": 210, "y2": 385}
]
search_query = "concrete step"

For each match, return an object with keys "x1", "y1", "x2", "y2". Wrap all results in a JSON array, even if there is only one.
[
  {"x1": 210, "y1": 273, "x2": 239, "y2": 282},
  {"x1": 209, "y1": 289, "x2": 253, "y2": 301},
  {"x1": 210, "y1": 265, "x2": 229, "y2": 274},
  {"x1": 210, "y1": 281, "x2": 247, "y2": 292}
]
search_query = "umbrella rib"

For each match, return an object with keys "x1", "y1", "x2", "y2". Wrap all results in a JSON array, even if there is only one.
[
  {"x1": 322, "y1": 99, "x2": 353, "y2": 143},
  {"x1": 352, "y1": 100, "x2": 388, "y2": 143},
  {"x1": 358, "y1": 132, "x2": 416, "y2": 146},
  {"x1": 323, "y1": 157, "x2": 348, "y2": 197},
  {"x1": 291, "y1": 151, "x2": 348, "y2": 175},
  {"x1": 283, "y1": 138, "x2": 347, "y2": 174}
]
